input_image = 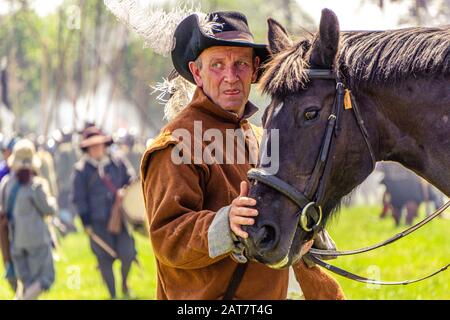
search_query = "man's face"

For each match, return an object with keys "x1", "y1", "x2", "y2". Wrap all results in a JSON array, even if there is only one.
[
  {"x1": 188, "y1": 46, "x2": 260, "y2": 117},
  {"x1": 87, "y1": 143, "x2": 106, "y2": 160},
  {"x1": 2, "y1": 149, "x2": 11, "y2": 160}
]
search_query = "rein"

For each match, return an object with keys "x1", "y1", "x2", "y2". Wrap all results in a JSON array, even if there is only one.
[{"x1": 247, "y1": 68, "x2": 450, "y2": 285}]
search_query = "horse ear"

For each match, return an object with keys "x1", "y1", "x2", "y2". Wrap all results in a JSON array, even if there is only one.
[
  {"x1": 309, "y1": 9, "x2": 340, "y2": 68},
  {"x1": 267, "y1": 18, "x2": 293, "y2": 55}
]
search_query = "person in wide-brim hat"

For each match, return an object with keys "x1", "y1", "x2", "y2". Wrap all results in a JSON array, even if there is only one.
[
  {"x1": 171, "y1": 11, "x2": 270, "y2": 84},
  {"x1": 79, "y1": 126, "x2": 113, "y2": 152},
  {"x1": 7, "y1": 139, "x2": 41, "y2": 173},
  {"x1": 141, "y1": 10, "x2": 346, "y2": 300},
  {"x1": 1, "y1": 137, "x2": 57, "y2": 300},
  {"x1": 72, "y1": 124, "x2": 137, "y2": 299}
]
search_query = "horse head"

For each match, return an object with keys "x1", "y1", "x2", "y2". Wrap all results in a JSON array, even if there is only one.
[{"x1": 241, "y1": 8, "x2": 450, "y2": 268}]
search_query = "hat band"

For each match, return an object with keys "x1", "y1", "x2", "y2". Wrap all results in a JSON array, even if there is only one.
[{"x1": 213, "y1": 31, "x2": 254, "y2": 43}]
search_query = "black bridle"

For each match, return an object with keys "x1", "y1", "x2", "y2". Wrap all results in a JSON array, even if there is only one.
[
  {"x1": 247, "y1": 68, "x2": 449, "y2": 285},
  {"x1": 249, "y1": 68, "x2": 375, "y2": 235}
]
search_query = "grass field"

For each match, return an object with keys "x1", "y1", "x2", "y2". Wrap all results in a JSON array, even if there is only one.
[
  {"x1": 0, "y1": 225, "x2": 158, "y2": 300},
  {"x1": 0, "y1": 205, "x2": 448, "y2": 300},
  {"x1": 326, "y1": 205, "x2": 450, "y2": 300}
]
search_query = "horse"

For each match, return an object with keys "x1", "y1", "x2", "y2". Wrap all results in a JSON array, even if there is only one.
[{"x1": 242, "y1": 8, "x2": 450, "y2": 270}]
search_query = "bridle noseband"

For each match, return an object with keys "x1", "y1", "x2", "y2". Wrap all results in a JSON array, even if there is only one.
[
  {"x1": 247, "y1": 68, "x2": 450, "y2": 285},
  {"x1": 248, "y1": 68, "x2": 376, "y2": 234}
]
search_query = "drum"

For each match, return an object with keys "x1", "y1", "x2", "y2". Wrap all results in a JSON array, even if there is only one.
[{"x1": 122, "y1": 180, "x2": 148, "y2": 236}]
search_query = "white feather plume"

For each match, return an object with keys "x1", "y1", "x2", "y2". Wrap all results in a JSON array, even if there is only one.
[
  {"x1": 151, "y1": 76, "x2": 196, "y2": 121},
  {"x1": 104, "y1": 0, "x2": 222, "y2": 57},
  {"x1": 104, "y1": 0, "x2": 223, "y2": 121}
]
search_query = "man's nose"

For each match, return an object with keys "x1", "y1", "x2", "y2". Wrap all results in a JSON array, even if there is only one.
[{"x1": 223, "y1": 66, "x2": 239, "y2": 83}]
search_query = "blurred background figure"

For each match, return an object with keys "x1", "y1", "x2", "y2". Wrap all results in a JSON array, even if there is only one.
[
  {"x1": 378, "y1": 162, "x2": 446, "y2": 226},
  {"x1": 0, "y1": 134, "x2": 19, "y2": 291},
  {"x1": 0, "y1": 135, "x2": 19, "y2": 182},
  {"x1": 113, "y1": 128, "x2": 149, "y2": 236},
  {"x1": 0, "y1": 139, "x2": 58, "y2": 300},
  {"x1": 114, "y1": 128, "x2": 146, "y2": 177},
  {"x1": 71, "y1": 126, "x2": 137, "y2": 299},
  {"x1": 35, "y1": 135, "x2": 58, "y2": 199},
  {"x1": 53, "y1": 128, "x2": 80, "y2": 234}
]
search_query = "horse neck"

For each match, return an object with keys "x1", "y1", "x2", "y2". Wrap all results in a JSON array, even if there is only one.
[{"x1": 364, "y1": 78, "x2": 450, "y2": 196}]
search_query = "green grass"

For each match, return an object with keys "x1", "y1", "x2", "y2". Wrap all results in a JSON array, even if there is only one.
[
  {"x1": 0, "y1": 206, "x2": 448, "y2": 300},
  {"x1": 0, "y1": 222, "x2": 158, "y2": 300},
  {"x1": 326, "y1": 205, "x2": 450, "y2": 300}
]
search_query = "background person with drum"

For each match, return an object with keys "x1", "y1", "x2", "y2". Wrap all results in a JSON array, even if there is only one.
[{"x1": 71, "y1": 125, "x2": 137, "y2": 299}]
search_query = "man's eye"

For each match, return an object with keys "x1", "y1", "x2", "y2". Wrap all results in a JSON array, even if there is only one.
[
  {"x1": 212, "y1": 62, "x2": 223, "y2": 68},
  {"x1": 304, "y1": 110, "x2": 319, "y2": 121},
  {"x1": 237, "y1": 61, "x2": 248, "y2": 67}
]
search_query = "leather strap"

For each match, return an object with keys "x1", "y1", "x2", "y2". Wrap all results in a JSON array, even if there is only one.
[
  {"x1": 248, "y1": 169, "x2": 310, "y2": 208},
  {"x1": 223, "y1": 263, "x2": 248, "y2": 300},
  {"x1": 305, "y1": 69, "x2": 336, "y2": 79},
  {"x1": 309, "y1": 200, "x2": 450, "y2": 257},
  {"x1": 306, "y1": 254, "x2": 449, "y2": 285},
  {"x1": 350, "y1": 94, "x2": 376, "y2": 168},
  {"x1": 100, "y1": 173, "x2": 118, "y2": 195}
]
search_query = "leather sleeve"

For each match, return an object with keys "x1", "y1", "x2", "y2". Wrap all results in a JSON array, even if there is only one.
[{"x1": 141, "y1": 142, "x2": 226, "y2": 269}]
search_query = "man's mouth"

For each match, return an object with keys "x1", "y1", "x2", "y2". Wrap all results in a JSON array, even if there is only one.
[{"x1": 223, "y1": 89, "x2": 241, "y2": 95}]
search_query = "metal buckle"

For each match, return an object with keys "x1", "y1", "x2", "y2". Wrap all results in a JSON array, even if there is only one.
[{"x1": 300, "y1": 202, "x2": 323, "y2": 232}]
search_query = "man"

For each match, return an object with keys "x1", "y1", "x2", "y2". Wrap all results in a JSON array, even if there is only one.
[
  {"x1": 0, "y1": 139, "x2": 57, "y2": 299},
  {"x1": 141, "y1": 12, "x2": 344, "y2": 300},
  {"x1": 115, "y1": 129, "x2": 145, "y2": 177},
  {"x1": 53, "y1": 129, "x2": 79, "y2": 233},
  {"x1": 0, "y1": 135, "x2": 18, "y2": 291},
  {"x1": 35, "y1": 135, "x2": 59, "y2": 199},
  {"x1": 0, "y1": 136, "x2": 18, "y2": 182},
  {"x1": 71, "y1": 126, "x2": 137, "y2": 299}
]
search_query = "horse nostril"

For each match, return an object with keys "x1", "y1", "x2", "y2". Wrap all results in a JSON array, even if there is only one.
[{"x1": 254, "y1": 224, "x2": 278, "y2": 251}]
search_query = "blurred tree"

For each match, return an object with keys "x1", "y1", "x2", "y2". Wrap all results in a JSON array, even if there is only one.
[
  {"x1": 0, "y1": 0, "x2": 168, "y2": 136},
  {"x1": 369, "y1": 0, "x2": 450, "y2": 25},
  {"x1": 0, "y1": 0, "x2": 318, "y2": 136},
  {"x1": 201, "y1": 0, "x2": 315, "y2": 42}
]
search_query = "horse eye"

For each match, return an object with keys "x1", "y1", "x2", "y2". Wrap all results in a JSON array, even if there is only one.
[{"x1": 304, "y1": 110, "x2": 319, "y2": 121}]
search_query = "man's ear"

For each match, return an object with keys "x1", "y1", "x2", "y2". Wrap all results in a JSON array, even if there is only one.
[
  {"x1": 252, "y1": 56, "x2": 261, "y2": 83},
  {"x1": 188, "y1": 61, "x2": 203, "y2": 87}
]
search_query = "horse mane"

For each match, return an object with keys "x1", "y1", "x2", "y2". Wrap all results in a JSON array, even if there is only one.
[{"x1": 260, "y1": 26, "x2": 450, "y2": 97}]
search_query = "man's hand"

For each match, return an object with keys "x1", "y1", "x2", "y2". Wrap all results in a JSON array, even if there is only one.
[
  {"x1": 229, "y1": 181, "x2": 258, "y2": 239},
  {"x1": 85, "y1": 225, "x2": 93, "y2": 236},
  {"x1": 117, "y1": 188, "x2": 126, "y2": 200}
]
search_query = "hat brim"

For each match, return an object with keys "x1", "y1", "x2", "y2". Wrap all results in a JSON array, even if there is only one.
[
  {"x1": 80, "y1": 135, "x2": 113, "y2": 151},
  {"x1": 171, "y1": 14, "x2": 270, "y2": 84},
  {"x1": 8, "y1": 155, "x2": 41, "y2": 172}
]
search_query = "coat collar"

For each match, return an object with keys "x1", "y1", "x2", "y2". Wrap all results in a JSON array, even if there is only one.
[
  {"x1": 189, "y1": 88, "x2": 258, "y2": 124},
  {"x1": 78, "y1": 153, "x2": 121, "y2": 171}
]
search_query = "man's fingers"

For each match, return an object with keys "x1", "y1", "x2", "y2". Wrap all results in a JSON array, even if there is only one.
[
  {"x1": 228, "y1": 182, "x2": 257, "y2": 240},
  {"x1": 239, "y1": 181, "x2": 248, "y2": 197},
  {"x1": 231, "y1": 216, "x2": 255, "y2": 226},
  {"x1": 230, "y1": 223, "x2": 249, "y2": 239},
  {"x1": 232, "y1": 197, "x2": 256, "y2": 207},
  {"x1": 231, "y1": 207, "x2": 258, "y2": 217}
]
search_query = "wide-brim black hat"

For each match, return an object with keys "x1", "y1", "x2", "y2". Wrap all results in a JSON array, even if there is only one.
[{"x1": 171, "y1": 11, "x2": 270, "y2": 84}]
